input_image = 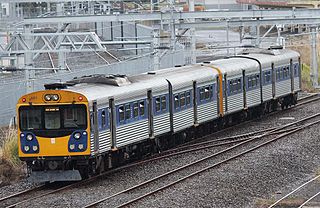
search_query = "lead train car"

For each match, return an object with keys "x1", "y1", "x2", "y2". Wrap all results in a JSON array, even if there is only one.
[{"x1": 17, "y1": 48, "x2": 301, "y2": 182}]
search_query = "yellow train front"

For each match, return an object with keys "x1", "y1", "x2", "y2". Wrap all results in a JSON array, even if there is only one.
[{"x1": 17, "y1": 87, "x2": 91, "y2": 182}]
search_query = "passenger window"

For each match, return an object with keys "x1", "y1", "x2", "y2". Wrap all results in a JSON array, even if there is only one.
[
  {"x1": 209, "y1": 85, "x2": 213, "y2": 98},
  {"x1": 174, "y1": 95, "x2": 179, "y2": 109},
  {"x1": 186, "y1": 91, "x2": 191, "y2": 105},
  {"x1": 119, "y1": 106, "x2": 124, "y2": 122},
  {"x1": 161, "y1": 96, "x2": 166, "y2": 111},
  {"x1": 139, "y1": 101, "x2": 145, "y2": 117},
  {"x1": 101, "y1": 110, "x2": 106, "y2": 127},
  {"x1": 233, "y1": 81, "x2": 238, "y2": 92},
  {"x1": 133, "y1": 102, "x2": 139, "y2": 118},
  {"x1": 252, "y1": 76, "x2": 256, "y2": 87},
  {"x1": 125, "y1": 104, "x2": 131, "y2": 120},
  {"x1": 180, "y1": 92, "x2": 186, "y2": 107},
  {"x1": 155, "y1": 97, "x2": 161, "y2": 112},
  {"x1": 204, "y1": 87, "x2": 210, "y2": 99},
  {"x1": 238, "y1": 79, "x2": 241, "y2": 91},
  {"x1": 200, "y1": 88, "x2": 205, "y2": 101}
]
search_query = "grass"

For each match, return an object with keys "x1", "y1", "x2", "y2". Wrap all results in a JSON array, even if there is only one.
[
  {"x1": 0, "y1": 128, "x2": 24, "y2": 186},
  {"x1": 301, "y1": 63, "x2": 320, "y2": 92},
  {"x1": 301, "y1": 63, "x2": 313, "y2": 92}
]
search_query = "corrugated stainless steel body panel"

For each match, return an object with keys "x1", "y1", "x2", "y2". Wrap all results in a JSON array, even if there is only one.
[
  {"x1": 90, "y1": 130, "x2": 111, "y2": 155},
  {"x1": 226, "y1": 93, "x2": 243, "y2": 113},
  {"x1": 173, "y1": 108, "x2": 194, "y2": 132},
  {"x1": 275, "y1": 79, "x2": 291, "y2": 98},
  {"x1": 247, "y1": 89, "x2": 261, "y2": 107},
  {"x1": 197, "y1": 101, "x2": 218, "y2": 123},
  {"x1": 294, "y1": 77, "x2": 300, "y2": 92},
  {"x1": 262, "y1": 84, "x2": 273, "y2": 101},
  {"x1": 90, "y1": 135, "x2": 94, "y2": 155},
  {"x1": 116, "y1": 120, "x2": 149, "y2": 147},
  {"x1": 154, "y1": 113, "x2": 170, "y2": 136}
]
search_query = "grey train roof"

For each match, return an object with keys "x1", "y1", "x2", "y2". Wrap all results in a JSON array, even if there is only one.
[{"x1": 64, "y1": 49, "x2": 299, "y2": 106}]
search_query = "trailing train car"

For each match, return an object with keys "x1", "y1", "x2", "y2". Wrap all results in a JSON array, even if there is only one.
[{"x1": 17, "y1": 48, "x2": 301, "y2": 182}]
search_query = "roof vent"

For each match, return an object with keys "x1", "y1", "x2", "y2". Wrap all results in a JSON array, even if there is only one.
[
  {"x1": 269, "y1": 45, "x2": 283, "y2": 50},
  {"x1": 44, "y1": 83, "x2": 71, "y2": 90},
  {"x1": 67, "y1": 74, "x2": 131, "y2": 87},
  {"x1": 147, "y1": 71, "x2": 156, "y2": 75}
]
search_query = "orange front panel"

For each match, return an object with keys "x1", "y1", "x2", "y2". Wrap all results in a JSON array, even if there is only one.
[{"x1": 17, "y1": 89, "x2": 91, "y2": 158}]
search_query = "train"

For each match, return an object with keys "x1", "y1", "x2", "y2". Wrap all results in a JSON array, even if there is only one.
[{"x1": 17, "y1": 48, "x2": 301, "y2": 182}]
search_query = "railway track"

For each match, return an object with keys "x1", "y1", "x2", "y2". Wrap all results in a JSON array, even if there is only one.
[
  {"x1": 1, "y1": 93, "x2": 319, "y2": 208},
  {"x1": 83, "y1": 112, "x2": 320, "y2": 208},
  {"x1": 268, "y1": 175, "x2": 320, "y2": 208}
]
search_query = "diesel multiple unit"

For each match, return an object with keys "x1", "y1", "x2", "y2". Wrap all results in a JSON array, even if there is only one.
[{"x1": 17, "y1": 48, "x2": 301, "y2": 182}]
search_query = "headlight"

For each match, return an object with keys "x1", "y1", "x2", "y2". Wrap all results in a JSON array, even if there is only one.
[
  {"x1": 78, "y1": 144, "x2": 84, "y2": 150},
  {"x1": 44, "y1": 94, "x2": 51, "y2": 101},
  {"x1": 74, "y1": 132, "x2": 81, "y2": 140},
  {"x1": 32, "y1": 146, "x2": 38, "y2": 151},
  {"x1": 24, "y1": 145, "x2": 30, "y2": 152},
  {"x1": 70, "y1": 144, "x2": 75, "y2": 150},
  {"x1": 82, "y1": 132, "x2": 87, "y2": 136},
  {"x1": 52, "y1": 94, "x2": 59, "y2": 101},
  {"x1": 26, "y1": 134, "x2": 33, "y2": 141},
  {"x1": 20, "y1": 133, "x2": 25, "y2": 137}
]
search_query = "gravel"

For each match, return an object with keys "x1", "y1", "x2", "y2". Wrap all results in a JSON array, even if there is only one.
[{"x1": 1, "y1": 94, "x2": 320, "y2": 208}]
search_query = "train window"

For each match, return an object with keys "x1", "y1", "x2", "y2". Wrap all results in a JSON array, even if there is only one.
[
  {"x1": 180, "y1": 92, "x2": 186, "y2": 107},
  {"x1": 204, "y1": 87, "x2": 210, "y2": 99},
  {"x1": 199, "y1": 88, "x2": 204, "y2": 101},
  {"x1": 229, "y1": 81, "x2": 233, "y2": 93},
  {"x1": 155, "y1": 97, "x2": 161, "y2": 112},
  {"x1": 161, "y1": 96, "x2": 166, "y2": 111},
  {"x1": 101, "y1": 110, "x2": 106, "y2": 127},
  {"x1": 174, "y1": 95, "x2": 179, "y2": 109},
  {"x1": 209, "y1": 85, "x2": 214, "y2": 98},
  {"x1": 63, "y1": 106, "x2": 86, "y2": 128},
  {"x1": 125, "y1": 104, "x2": 131, "y2": 120},
  {"x1": 186, "y1": 91, "x2": 191, "y2": 105},
  {"x1": 256, "y1": 75, "x2": 259, "y2": 85},
  {"x1": 286, "y1": 66, "x2": 290, "y2": 78},
  {"x1": 139, "y1": 101, "x2": 145, "y2": 117},
  {"x1": 119, "y1": 106, "x2": 124, "y2": 122},
  {"x1": 133, "y1": 102, "x2": 139, "y2": 118},
  {"x1": 20, "y1": 108, "x2": 42, "y2": 130},
  {"x1": 265, "y1": 71, "x2": 271, "y2": 83},
  {"x1": 252, "y1": 76, "x2": 256, "y2": 87}
]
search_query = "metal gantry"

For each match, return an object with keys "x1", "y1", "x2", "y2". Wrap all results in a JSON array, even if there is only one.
[{"x1": 1, "y1": 6, "x2": 320, "y2": 87}]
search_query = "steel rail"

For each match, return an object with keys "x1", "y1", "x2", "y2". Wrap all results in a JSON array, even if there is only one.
[
  {"x1": 115, "y1": 119, "x2": 320, "y2": 208},
  {"x1": 298, "y1": 190, "x2": 320, "y2": 208},
  {"x1": 0, "y1": 185, "x2": 45, "y2": 203},
  {"x1": 83, "y1": 113, "x2": 320, "y2": 208},
  {"x1": 268, "y1": 175, "x2": 320, "y2": 208}
]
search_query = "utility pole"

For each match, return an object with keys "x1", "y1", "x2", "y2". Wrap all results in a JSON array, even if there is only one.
[
  {"x1": 153, "y1": 29, "x2": 160, "y2": 71},
  {"x1": 310, "y1": 26, "x2": 319, "y2": 88},
  {"x1": 189, "y1": 0, "x2": 196, "y2": 64},
  {"x1": 24, "y1": 24, "x2": 35, "y2": 93}
]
